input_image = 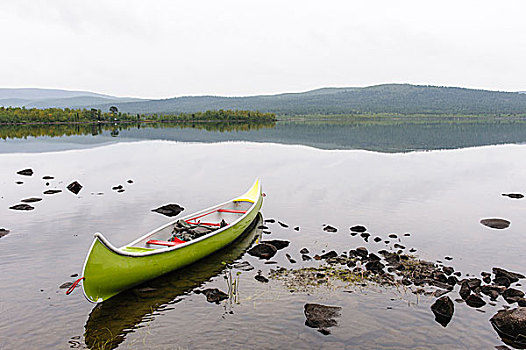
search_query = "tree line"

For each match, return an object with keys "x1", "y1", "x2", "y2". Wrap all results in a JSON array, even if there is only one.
[{"x1": 0, "y1": 106, "x2": 276, "y2": 124}]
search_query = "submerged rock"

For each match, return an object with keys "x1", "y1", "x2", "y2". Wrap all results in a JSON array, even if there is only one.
[
  {"x1": 350, "y1": 225, "x2": 367, "y2": 233},
  {"x1": 302, "y1": 254, "x2": 312, "y2": 261},
  {"x1": 43, "y1": 189, "x2": 62, "y2": 195},
  {"x1": 151, "y1": 204, "x2": 184, "y2": 217},
  {"x1": 286, "y1": 253, "x2": 297, "y2": 264},
  {"x1": 263, "y1": 240, "x2": 290, "y2": 250},
  {"x1": 320, "y1": 251, "x2": 337, "y2": 260},
  {"x1": 17, "y1": 168, "x2": 33, "y2": 176},
  {"x1": 323, "y1": 225, "x2": 337, "y2": 233},
  {"x1": 247, "y1": 243, "x2": 277, "y2": 259},
  {"x1": 195, "y1": 288, "x2": 228, "y2": 304},
  {"x1": 21, "y1": 197, "x2": 42, "y2": 203},
  {"x1": 9, "y1": 204, "x2": 34, "y2": 211},
  {"x1": 480, "y1": 218, "x2": 511, "y2": 229},
  {"x1": 278, "y1": 221, "x2": 289, "y2": 228},
  {"x1": 304, "y1": 303, "x2": 342, "y2": 334},
  {"x1": 67, "y1": 181, "x2": 83, "y2": 195},
  {"x1": 254, "y1": 274, "x2": 269, "y2": 283},
  {"x1": 431, "y1": 296, "x2": 454, "y2": 327},
  {"x1": 490, "y1": 307, "x2": 526, "y2": 348},
  {"x1": 232, "y1": 261, "x2": 254, "y2": 271},
  {"x1": 502, "y1": 193, "x2": 524, "y2": 199},
  {"x1": 59, "y1": 282, "x2": 74, "y2": 289},
  {"x1": 0, "y1": 228, "x2": 10, "y2": 238}
]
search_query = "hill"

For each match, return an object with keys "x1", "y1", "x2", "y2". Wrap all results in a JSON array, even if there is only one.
[
  {"x1": 93, "y1": 84, "x2": 526, "y2": 115},
  {"x1": 0, "y1": 88, "x2": 144, "y2": 109}
]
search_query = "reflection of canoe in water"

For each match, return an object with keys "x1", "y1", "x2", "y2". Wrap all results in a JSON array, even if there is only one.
[
  {"x1": 84, "y1": 213, "x2": 263, "y2": 350},
  {"x1": 81, "y1": 179, "x2": 263, "y2": 303}
]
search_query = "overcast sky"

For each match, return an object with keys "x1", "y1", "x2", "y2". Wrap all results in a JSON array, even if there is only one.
[{"x1": 1, "y1": 0, "x2": 525, "y2": 98}]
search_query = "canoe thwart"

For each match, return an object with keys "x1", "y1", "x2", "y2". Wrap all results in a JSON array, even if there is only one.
[{"x1": 146, "y1": 239, "x2": 186, "y2": 247}]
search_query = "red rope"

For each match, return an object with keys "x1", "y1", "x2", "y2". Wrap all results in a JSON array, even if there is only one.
[{"x1": 66, "y1": 277, "x2": 85, "y2": 295}]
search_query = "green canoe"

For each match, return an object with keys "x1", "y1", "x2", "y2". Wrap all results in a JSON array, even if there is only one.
[{"x1": 81, "y1": 179, "x2": 263, "y2": 303}]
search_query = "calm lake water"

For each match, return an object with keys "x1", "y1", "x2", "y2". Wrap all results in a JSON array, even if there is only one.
[{"x1": 1, "y1": 122, "x2": 526, "y2": 349}]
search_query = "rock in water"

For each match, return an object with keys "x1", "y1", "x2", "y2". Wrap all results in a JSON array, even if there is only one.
[
  {"x1": 67, "y1": 181, "x2": 83, "y2": 195},
  {"x1": 195, "y1": 288, "x2": 228, "y2": 304},
  {"x1": 465, "y1": 294, "x2": 486, "y2": 308},
  {"x1": 304, "y1": 303, "x2": 342, "y2": 335},
  {"x1": 490, "y1": 307, "x2": 526, "y2": 348},
  {"x1": 0, "y1": 228, "x2": 10, "y2": 238},
  {"x1": 431, "y1": 296, "x2": 454, "y2": 327},
  {"x1": 247, "y1": 243, "x2": 277, "y2": 259},
  {"x1": 480, "y1": 218, "x2": 511, "y2": 229},
  {"x1": 503, "y1": 288, "x2": 525, "y2": 304},
  {"x1": 263, "y1": 240, "x2": 290, "y2": 250},
  {"x1": 300, "y1": 248, "x2": 309, "y2": 254},
  {"x1": 278, "y1": 221, "x2": 289, "y2": 228},
  {"x1": 502, "y1": 193, "x2": 524, "y2": 199},
  {"x1": 59, "y1": 282, "x2": 74, "y2": 289},
  {"x1": 493, "y1": 267, "x2": 525, "y2": 283},
  {"x1": 9, "y1": 204, "x2": 34, "y2": 211},
  {"x1": 42, "y1": 175, "x2": 54, "y2": 180},
  {"x1": 43, "y1": 189, "x2": 62, "y2": 195},
  {"x1": 232, "y1": 261, "x2": 254, "y2": 271},
  {"x1": 21, "y1": 197, "x2": 42, "y2": 203},
  {"x1": 350, "y1": 225, "x2": 367, "y2": 233},
  {"x1": 254, "y1": 274, "x2": 269, "y2": 283},
  {"x1": 320, "y1": 251, "x2": 337, "y2": 260},
  {"x1": 151, "y1": 204, "x2": 184, "y2": 217},
  {"x1": 323, "y1": 225, "x2": 337, "y2": 233},
  {"x1": 17, "y1": 168, "x2": 33, "y2": 176}
]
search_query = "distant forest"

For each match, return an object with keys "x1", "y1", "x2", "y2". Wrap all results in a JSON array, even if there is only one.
[
  {"x1": 0, "y1": 107, "x2": 276, "y2": 124},
  {"x1": 92, "y1": 84, "x2": 526, "y2": 116}
]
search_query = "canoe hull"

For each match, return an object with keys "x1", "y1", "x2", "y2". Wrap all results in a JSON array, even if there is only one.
[{"x1": 82, "y1": 182, "x2": 263, "y2": 303}]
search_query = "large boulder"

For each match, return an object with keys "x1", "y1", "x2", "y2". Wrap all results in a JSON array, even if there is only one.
[{"x1": 490, "y1": 307, "x2": 526, "y2": 347}]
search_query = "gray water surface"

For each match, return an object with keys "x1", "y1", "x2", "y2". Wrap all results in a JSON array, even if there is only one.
[{"x1": 1, "y1": 140, "x2": 525, "y2": 349}]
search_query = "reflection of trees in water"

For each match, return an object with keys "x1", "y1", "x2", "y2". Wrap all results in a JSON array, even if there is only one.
[
  {"x1": 82, "y1": 214, "x2": 262, "y2": 350},
  {"x1": 2, "y1": 120, "x2": 526, "y2": 152},
  {"x1": 0, "y1": 121, "x2": 276, "y2": 140}
]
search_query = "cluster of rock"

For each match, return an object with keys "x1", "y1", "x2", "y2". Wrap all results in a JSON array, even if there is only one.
[{"x1": 9, "y1": 168, "x2": 86, "y2": 212}]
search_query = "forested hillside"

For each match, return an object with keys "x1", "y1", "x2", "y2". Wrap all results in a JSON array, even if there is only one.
[{"x1": 94, "y1": 84, "x2": 526, "y2": 115}]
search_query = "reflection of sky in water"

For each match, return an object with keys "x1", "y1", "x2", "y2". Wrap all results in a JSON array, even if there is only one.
[{"x1": 0, "y1": 141, "x2": 525, "y2": 349}]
